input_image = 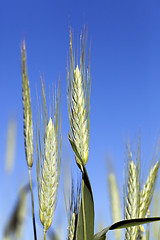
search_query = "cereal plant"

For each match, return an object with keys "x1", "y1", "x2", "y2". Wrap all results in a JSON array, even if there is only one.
[
  {"x1": 107, "y1": 137, "x2": 160, "y2": 240},
  {"x1": 3, "y1": 26, "x2": 160, "y2": 240},
  {"x1": 22, "y1": 40, "x2": 36, "y2": 239},
  {"x1": 36, "y1": 80, "x2": 61, "y2": 239}
]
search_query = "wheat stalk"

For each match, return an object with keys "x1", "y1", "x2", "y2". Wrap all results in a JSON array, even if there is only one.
[
  {"x1": 36, "y1": 81, "x2": 61, "y2": 239},
  {"x1": 21, "y1": 40, "x2": 37, "y2": 240},
  {"x1": 67, "y1": 27, "x2": 91, "y2": 165}
]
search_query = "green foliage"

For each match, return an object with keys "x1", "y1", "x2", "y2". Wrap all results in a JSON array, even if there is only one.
[
  {"x1": 93, "y1": 218, "x2": 160, "y2": 240},
  {"x1": 68, "y1": 136, "x2": 94, "y2": 240}
]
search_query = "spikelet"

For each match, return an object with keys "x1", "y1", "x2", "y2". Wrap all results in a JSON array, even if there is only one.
[
  {"x1": 67, "y1": 27, "x2": 91, "y2": 165},
  {"x1": 21, "y1": 40, "x2": 33, "y2": 168},
  {"x1": 36, "y1": 81, "x2": 61, "y2": 233}
]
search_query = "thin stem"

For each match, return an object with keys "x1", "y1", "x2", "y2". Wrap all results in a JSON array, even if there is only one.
[
  {"x1": 29, "y1": 167, "x2": 37, "y2": 240},
  {"x1": 44, "y1": 229, "x2": 46, "y2": 240},
  {"x1": 82, "y1": 179, "x2": 87, "y2": 240}
]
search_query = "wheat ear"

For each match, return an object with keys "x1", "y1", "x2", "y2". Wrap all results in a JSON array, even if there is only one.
[
  {"x1": 124, "y1": 139, "x2": 160, "y2": 240},
  {"x1": 21, "y1": 40, "x2": 37, "y2": 240},
  {"x1": 67, "y1": 178, "x2": 81, "y2": 240},
  {"x1": 22, "y1": 40, "x2": 33, "y2": 168},
  {"x1": 36, "y1": 81, "x2": 61, "y2": 239},
  {"x1": 108, "y1": 173, "x2": 122, "y2": 240},
  {"x1": 125, "y1": 159, "x2": 140, "y2": 240},
  {"x1": 137, "y1": 160, "x2": 159, "y2": 240},
  {"x1": 139, "y1": 161, "x2": 160, "y2": 218},
  {"x1": 67, "y1": 27, "x2": 91, "y2": 165},
  {"x1": 124, "y1": 142, "x2": 141, "y2": 240}
]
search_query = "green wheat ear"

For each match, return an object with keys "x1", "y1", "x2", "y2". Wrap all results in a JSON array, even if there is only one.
[
  {"x1": 21, "y1": 40, "x2": 37, "y2": 240},
  {"x1": 125, "y1": 158, "x2": 140, "y2": 240},
  {"x1": 67, "y1": 27, "x2": 91, "y2": 165},
  {"x1": 108, "y1": 172, "x2": 122, "y2": 240},
  {"x1": 36, "y1": 80, "x2": 61, "y2": 237},
  {"x1": 21, "y1": 40, "x2": 33, "y2": 168}
]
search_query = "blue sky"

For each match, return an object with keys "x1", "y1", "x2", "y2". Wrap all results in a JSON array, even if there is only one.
[{"x1": 1, "y1": 0, "x2": 160, "y2": 239}]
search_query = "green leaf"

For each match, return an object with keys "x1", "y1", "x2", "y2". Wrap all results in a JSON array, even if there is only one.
[
  {"x1": 68, "y1": 134, "x2": 94, "y2": 240},
  {"x1": 76, "y1": 168, "x2": 94, "y2": 240},
  {"x1": 94, "y1": 233, "x2": 106, "y2": 240},
  {"x1": 93, "y1": 217, "x2": 160, "y2": 240},
  {"x1": 76, "y1": 197, "x2": 84, "y2": 240}
]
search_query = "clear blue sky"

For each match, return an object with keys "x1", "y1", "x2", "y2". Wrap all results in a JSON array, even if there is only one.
[{"x1": 1, "y1": 0, "x2": 160, "y2": 239}]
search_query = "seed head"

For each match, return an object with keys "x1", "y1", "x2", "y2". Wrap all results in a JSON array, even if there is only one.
[
  {"x1": 67, "y1": 28, "x2": 90, "y2": 165},
  {"x1": 21, "y1": 40, "x2": 33, "y2": 168},
  {"x1": 36, "y1": 81, "x2": 61, "y2": 232}
]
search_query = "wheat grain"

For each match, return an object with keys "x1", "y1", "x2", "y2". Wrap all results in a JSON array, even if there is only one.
[{"x1": 67, "y1": 28, "x2": 90, "y2": 165}]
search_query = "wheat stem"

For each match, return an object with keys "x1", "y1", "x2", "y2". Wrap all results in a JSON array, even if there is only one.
[
  {"x1": 44, "y1": 230, "x2": 46, "y2": 240},
  {"x1": 29, "y1": 168, "x2": 37, "y2": 240}
]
